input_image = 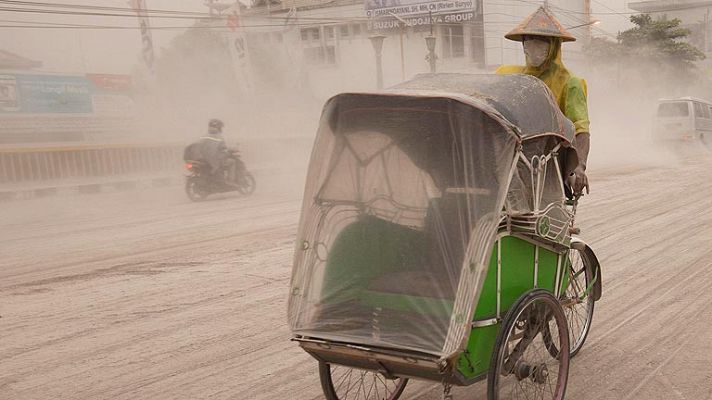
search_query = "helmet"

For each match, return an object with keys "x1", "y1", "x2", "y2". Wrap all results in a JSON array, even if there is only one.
[
  {"x1": 505, "y1": 7, "x2": 576, "y2": 42},
  {"x1": 208, "y1": 118, "x2": 224, "y2": 131}
]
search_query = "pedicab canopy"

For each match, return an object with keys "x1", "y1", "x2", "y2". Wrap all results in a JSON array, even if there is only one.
[{"x1": 288, "y1": 73, "x2": 576, "y2": 359}]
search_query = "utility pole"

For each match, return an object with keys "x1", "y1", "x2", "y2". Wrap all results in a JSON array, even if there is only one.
[
  {"x1": 584, "y1": 0, "x2": 592, "y2": 44},
  {"x1": 425, "y1": 10, "x2": 437, "y2": 73},
  {"x1": 389, "y1": 12, "x2": 409, "y2": 81}
]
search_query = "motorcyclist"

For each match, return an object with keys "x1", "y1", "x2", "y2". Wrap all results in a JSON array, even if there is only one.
[
  {"x1": 185, "y1": 119, "x2": 240, "y2": 183},
  {"x1": 496, "y1": 6, "x2": 590, "y2": 195}
]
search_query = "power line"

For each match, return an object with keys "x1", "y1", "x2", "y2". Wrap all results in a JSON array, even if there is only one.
[
  {"x1": 0, "y1": 0, "x2": 211, "y2": 16},
  {"x1": 546, "y1": 4, "x2": 618, "y2": 39},
  {"x1": 590, "y1": 0, "x2": 630, "y2": 21}
]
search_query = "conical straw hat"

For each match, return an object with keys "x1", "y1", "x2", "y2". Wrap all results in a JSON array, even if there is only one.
[{"x1": 505, "y1": 6, "x2": 577, "y2": 42}]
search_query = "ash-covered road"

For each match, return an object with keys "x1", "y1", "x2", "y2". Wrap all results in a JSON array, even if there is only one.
[{"x1": 2, "y1": 155, "x2": 712, "y2": 400}]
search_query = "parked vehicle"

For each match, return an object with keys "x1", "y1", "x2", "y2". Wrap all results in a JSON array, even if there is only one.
[
  {"x1": 654, "y1": 97, "x2": 712, "y2": 146},
  {"x1": 288, "y1": 74, "x2": 602, "y2": 400}
]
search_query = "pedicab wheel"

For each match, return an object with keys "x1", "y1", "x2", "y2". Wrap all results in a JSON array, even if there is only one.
[
  {"x1": 185, "y1": 178, "x2": 208, "y2": 202},
  {"x1": 546, "y1": 248, "x2": 595, "y2": 358},
  {"x1": 318, "y1": 362, "x2": 408, "y2": 400},
  {"x1": 237, "y1": 172, "x2": 256, "y2": 195},
  {"x1": 487, "y1": 289, "x2": 570, "y2": 400}
]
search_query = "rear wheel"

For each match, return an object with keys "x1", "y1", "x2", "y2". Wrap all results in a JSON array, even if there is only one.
[
  {"x1": 185, "y1": 178, "x2": 208, "y2": 202},
  {"x1": 487, "y1": 289, "x2": 570, "y2": 400},
  {"x1": 237, "y1": 172, "x2": 256, "y2": 195},
  {"x1": 319, "y1": 362, "x2": 408, "y2": 400}
]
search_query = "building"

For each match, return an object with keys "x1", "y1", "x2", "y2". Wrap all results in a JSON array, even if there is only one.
[
  {"x1": 215, "y1": 0, "x2": 590, "y2": 98},
  {"x1": 0, "y1": 50, "x2": 42, "y2": 70},
  {"x1": 629, "y1": 0, "x2": 712, "y2": 54}
]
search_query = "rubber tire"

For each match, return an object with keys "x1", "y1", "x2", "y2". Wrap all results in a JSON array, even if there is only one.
[
  {"x1": 237, "y1": 172, "x2": 256, "y2": 195},
  {"x1": 185, "y1": 178, "x2": 208, "y2": 202},
  {"x1": 318, "y1": 362, "x2": 408, "y2": 400},
  {"x1": 562, "y1": 248, "x2": 596, "y2": 358},
  {"x1": 487, "y1": 289, "x2": 570, "y2": 400}
]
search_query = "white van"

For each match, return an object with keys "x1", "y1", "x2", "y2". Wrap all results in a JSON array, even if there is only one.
[{"x1": 654, "y1": 97, "x2": 712, "y2": 145}]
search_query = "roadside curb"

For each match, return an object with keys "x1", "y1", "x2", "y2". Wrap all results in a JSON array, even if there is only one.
[
  {"x1": 0, "y1": 176, "x2": 182, "y2": 202},
  {"x1": 0, "y1": 166, "x2": 281, "y2": 202}
]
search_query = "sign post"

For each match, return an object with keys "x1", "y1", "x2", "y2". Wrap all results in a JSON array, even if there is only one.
[
  {"x1": 425, "y1": 35, "x2": 437, "y2": 72},
  {"x1": 369, "y1": 35, "x2": 387, "y2": 89}
]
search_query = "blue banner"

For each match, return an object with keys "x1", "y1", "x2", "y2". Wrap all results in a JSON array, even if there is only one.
[{"x1": 0, "y1": 74, "x2": 94, "y2": 114}]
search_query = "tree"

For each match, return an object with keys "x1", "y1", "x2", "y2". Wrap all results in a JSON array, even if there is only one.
[
  {"x1": 617, "y1": 14, "x2": 705, "y2": 70},
  {"x1": 583, "y1": 14, "x2": 708, "y2": 96}
]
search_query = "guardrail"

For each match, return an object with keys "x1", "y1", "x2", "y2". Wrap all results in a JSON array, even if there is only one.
[{"x1": 0, "y1": 144, "x2": 182, "y2": 184}]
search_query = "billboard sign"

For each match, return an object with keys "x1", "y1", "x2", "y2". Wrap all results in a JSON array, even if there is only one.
[
  {"x1": 0, "y1": 73, "x2": 134, "y2": 115},
  {"x1": 0, "y1": 74, "x2": 93, "y2": 114},
  {"x1": 365, "y1": 0, "x2": 481, "y2": 30}
]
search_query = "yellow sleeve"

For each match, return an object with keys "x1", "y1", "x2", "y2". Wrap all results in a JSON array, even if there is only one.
[
  {"x1": 496, "y1": 65, "x2": 527, "y2": 74},
  {"x1": 564, "y1": 77, "x2": 590, "y2": 135}
]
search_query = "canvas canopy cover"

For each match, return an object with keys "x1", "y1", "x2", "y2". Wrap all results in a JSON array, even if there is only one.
[{"x1": 288, "y1": 73, "x2": 576, "y2": 359}]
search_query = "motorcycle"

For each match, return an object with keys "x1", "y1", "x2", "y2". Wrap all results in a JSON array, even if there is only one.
[{"x1": 184, "y1": 151, "x2": 256, "y2": 201}]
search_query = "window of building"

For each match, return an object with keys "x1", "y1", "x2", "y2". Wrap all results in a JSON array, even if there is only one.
[
  {"x1": 303, "y1": 45, "x2": 336, "y2": 65},
  {"x1": 300, "y1": 27, "x2": 320, "y2": 42},
  {"x1": 301, "y1": 26, "x2": 338, "y2": 66},
  {"x1": 324, "y1": 26, "x2": 335, "y2": 40},
  {"x1": 339, "y1": 24, "x2": 350, "y2": 38},
  {"x1": 442, "y1": 25, "x2": 465, "y2": 58},
  {"x1": 470, "y1": 21, "x2": 485, "y2": 65},
  {"x1": 352, "y1": 23, "x2": 362, "y2": 36}
]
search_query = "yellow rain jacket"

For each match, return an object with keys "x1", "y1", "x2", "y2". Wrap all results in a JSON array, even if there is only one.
[{"x1": 496, "y1": 38, "x2": 590, "y2": 135}]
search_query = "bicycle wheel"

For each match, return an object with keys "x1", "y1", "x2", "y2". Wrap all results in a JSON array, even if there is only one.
[
  {"x1": 487, "y1": 289, "x2": 570, "y2": 400},
  {"x1": 560, "y1": 248, "x2": 595, "y2": 357},
  {"x1": 319, "y1": 362, "x2": 408, "y2": 400}
]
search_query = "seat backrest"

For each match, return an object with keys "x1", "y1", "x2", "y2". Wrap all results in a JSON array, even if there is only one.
[{"x1": 321, "y1": 215, "x2": 428, "y2": 303}]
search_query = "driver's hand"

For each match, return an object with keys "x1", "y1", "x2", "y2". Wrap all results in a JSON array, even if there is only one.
[{"x1": 573, "y1": 166, "x2": 589, "y2": 195}]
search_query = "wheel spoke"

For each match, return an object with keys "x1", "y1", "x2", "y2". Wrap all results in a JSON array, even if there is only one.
[
  {"x1": 325, "y1": 364, "x2": 405, "y2": 400},
  {"x1": 492, "y1": 293, "x2": 569, "y2": 400}
]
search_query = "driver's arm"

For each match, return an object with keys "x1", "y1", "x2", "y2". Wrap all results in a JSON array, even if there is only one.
[{"x1": 565, "y1": 78, "x2": 590, "y2": 194}]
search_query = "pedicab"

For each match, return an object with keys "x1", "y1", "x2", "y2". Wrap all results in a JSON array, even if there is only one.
[{"x1": 288, "y1": 73, "x2": 602, "y2": 400}]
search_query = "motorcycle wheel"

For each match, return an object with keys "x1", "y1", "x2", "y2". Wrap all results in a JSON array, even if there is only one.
[
  {"x1": 186, "y1": 178, "x2": 208, "y2": 202},
  {"x1": 237, "y1": 172, "x2": 256, "y2": 195}
]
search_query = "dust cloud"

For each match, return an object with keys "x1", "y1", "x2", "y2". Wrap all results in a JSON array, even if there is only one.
[
  {"x1": 129, "y1": 25, "x2": 397, "y2": 198},
  {"x1": 573, "y1": 56, "x2": 711, "y2": 173}
]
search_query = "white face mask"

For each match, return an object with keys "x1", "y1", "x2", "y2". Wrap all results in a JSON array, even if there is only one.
[{"x1": 523, "y1": 38, "x2": 550, "y2": 67}]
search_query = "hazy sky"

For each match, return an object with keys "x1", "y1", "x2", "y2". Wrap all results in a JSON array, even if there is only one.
[
  {"x1": 0, "y1": 0, "x2": 207, "y2": 73},
  {"x1": 589, "y1": 0, "x2": 635, "y2": 37},
  {"x1": 0, "y1": 0, "x2": 634, "y2": 74}
]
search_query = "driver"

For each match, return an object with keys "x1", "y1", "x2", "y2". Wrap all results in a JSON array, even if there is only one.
[
  {"x1": 496, "y1": 6, "x2": 590, "y2": 195},
  {"x1": 191, "y1": 119, "x2": 238, "y2": 182}
]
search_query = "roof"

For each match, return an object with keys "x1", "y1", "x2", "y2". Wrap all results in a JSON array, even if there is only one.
[
  {"x1": 658, "y1": 96, "x2": 712, "y2": 104},
  {"x1": 0, "y1": 49, "x2": 42, "y2": 70},
  {"x1": 385, "y1": 73, "x2": 576, "y2": 142},
  {"x1": 629, "y1": 0, "x2": 712, "y2": 12}
]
